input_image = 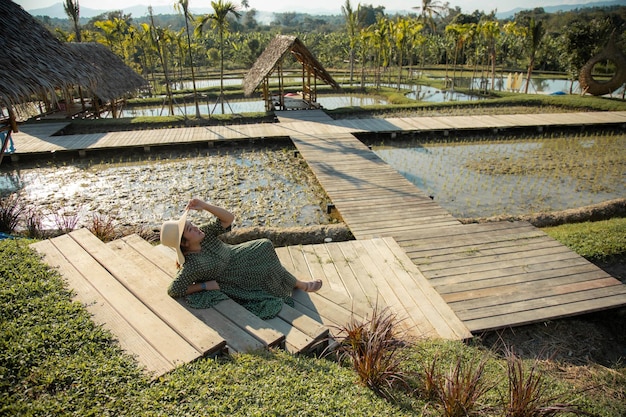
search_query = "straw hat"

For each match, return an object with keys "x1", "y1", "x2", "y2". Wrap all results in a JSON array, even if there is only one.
[{"x1": 160, "y1": 209, "x2": 189, "y2": 265}]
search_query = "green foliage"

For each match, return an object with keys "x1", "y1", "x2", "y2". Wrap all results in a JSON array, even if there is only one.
[{"x1": 543, "y1": 217, "x2": 626, "y2": 260}]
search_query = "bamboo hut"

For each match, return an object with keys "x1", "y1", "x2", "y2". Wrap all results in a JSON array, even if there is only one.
[
  {"x1": 0, "y1": 0, "x2": 95, "y2": 164},
  {"x1": 242, "y1": 35, "x2": 340, "y2": 111},
  {"x1": 67, "y1": 42, "x2": 149, "y2": 118}
]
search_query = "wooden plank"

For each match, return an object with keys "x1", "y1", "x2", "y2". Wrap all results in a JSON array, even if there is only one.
[
  {"x1": 30, "y1": 240, "x2": 174, "y2": 377},
  {"x1": 379, "y1": 237, "x2": 472, "y2": 340},
  {"x1": 463, "y1": 292, "x2": 626, "y2": 333},
  {"x1": 70, "y1": 228, "x2": 226, "y2": 356},
  {"x1": 46, "y1": 233, "x2": 202, "y2": 366}
]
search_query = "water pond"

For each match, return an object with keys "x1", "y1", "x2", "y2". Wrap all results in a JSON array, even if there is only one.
[
  {"x1": 3, "y1": 132, "x2": 624, "y2": 231},
  {"x1": 118, "y1": 94, "x2": 388, "y2": 117},
  {"x1": 371, "y1": 132, "x2": 626, "y2": 219}
]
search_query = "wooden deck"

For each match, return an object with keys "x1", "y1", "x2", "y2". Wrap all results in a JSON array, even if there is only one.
[
  {"x1": 30, "y1": 227, "x2": 470, "y2": 377},
  {"x1": 277, "y1": 110, "x2": 626, "y2": 335}
]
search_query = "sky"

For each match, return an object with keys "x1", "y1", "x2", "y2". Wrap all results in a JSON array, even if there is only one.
[{"x1": 12, "y1": 0, "x2": 618, "y2": 15}]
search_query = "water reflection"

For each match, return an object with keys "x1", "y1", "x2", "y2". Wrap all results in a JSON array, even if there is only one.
[{"x1": 117, "y1": 94, "x2": 388, "y2": 117}]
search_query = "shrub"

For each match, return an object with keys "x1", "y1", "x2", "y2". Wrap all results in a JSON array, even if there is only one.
[
  {"x1": 436, "y1": 355, "x2": 491, "y2": 417},
  {"x1": 53, "y1": 209, "x2": 81, "y2": 234},
  {"x1": 330, "y1": 307, "x2": 409, "y2": 399},
  {"x1": 87, "y1": 213, "x2": 118, "y2": 242},
  {"x1": 503, "y1": 349, "x2": 594, "y2": 417},
  {"x1": 0, "y1": 194, "x2": 23, "y2": 233},
  {"x1": 23, "y1": 207, "x2": 46, "y2": 239}
]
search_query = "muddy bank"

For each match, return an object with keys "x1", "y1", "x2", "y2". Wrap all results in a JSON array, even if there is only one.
[{"x1": 459, "y1": 198, "x2": 626, "y2": 227}]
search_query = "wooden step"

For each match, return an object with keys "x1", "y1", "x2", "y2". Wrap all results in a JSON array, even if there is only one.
[{"x1": 30, "y1": 235, "x2": 225, "y2": 378}]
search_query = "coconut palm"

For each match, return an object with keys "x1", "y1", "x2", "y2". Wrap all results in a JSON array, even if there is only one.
[
  {"x1": 175, "y1": 0, "x2": 201, "y2": 118},
  {"x1": 413, "y1": 0, "x2": 447, "y2": 79},
  {"x1": 342, "y1": 0, "x2": 362, "y2": 85},
  {"x1": 148, "y1": 7, "x2": 174, "y2": 116},
  {"x1": 524, "y1": 17, "x2": 545, "y2": 94},
  {"x1": 196, "y1": 0, "x2": 241, "y2": 114},
  {"x1": 63, "y1": 0, "x2": 81, "y2": 42},
  {"x1": 413, "y1": 0, "x2": 446, "y2": 34}
]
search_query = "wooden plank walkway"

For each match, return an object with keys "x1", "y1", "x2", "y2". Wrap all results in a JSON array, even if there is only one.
[
  {"x1": 277, "y1": 110, "x2": 626, "y2": 334},
  {"x1": 20, "y1": 108, "x2": 626, "y2": 376},
  {"x1": 9, "y1": 110, "x2": 626, "y2": 158}
]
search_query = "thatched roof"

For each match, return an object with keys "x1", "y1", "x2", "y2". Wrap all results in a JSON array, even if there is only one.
[
  {"x1": 242, "y1": 35, "x2": 340, "y2": 97},
  {"x1": 0, "y1": 0, "x2": 95, "y2": 108},
  {"x1": 67, "y1": 42, "x2": 149, "y2": 101}
]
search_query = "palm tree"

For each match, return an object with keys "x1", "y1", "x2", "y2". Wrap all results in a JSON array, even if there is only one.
[
  {"x1": 524, "y1": 17, "x2": 545, "y2": 94},
  {"x1": 196, "y1": 0, "x2": 241, "y2": 114},
  {"x1": 63, "y1": 0, "x2": 84, "y2": 112},
  {"x1": 413, "y1": 0, "x2": 446, "y2": 34},
  {"x1": 175, "y1": 0, "x2": 201, "y2": 118},
  {"x1": 412, "y1": 0, "x2": 447, "y2": 79},
  {"x1": 342, "y1": 0, "x2": 362, "y2": 85},
  {"x1": 148, "y1": 7, "x2": 174, "y2": 116},
  {"x1": 63, "y1": 0, "x2": 81, "y2": 42},
  {"x1": 480, "y1": 20, "x2": 500, "y2": 91}
]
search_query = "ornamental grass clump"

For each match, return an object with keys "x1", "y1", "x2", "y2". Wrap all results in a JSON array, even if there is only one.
[
  {"x1": 87, "y1": 213, "x2": 118, "y2": 242},
  {"x1": 331, "y1": 307, "x2": 409, "y2": 399},
  {"x1": 436, "y1": 355, "x2": 491, "y2": 417},
  {"x1": 503, "y1": 349, "x2": 594, "y2": 417},
  {"x1": 0, "y1": 193, "x2": 23, "y2": 233}
]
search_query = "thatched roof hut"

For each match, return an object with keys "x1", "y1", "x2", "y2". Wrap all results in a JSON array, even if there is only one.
[
  {"x1": 0, "y1": 0, "x2": 95, "y2": 112},
  {"x1": 242, "y1": 35, "x2": 340, "y2": 111},
  {"x1": 67, "y1": 42, "x2": 149, "y2": 103}
]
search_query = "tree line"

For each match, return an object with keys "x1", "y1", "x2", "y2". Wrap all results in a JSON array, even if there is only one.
[{"x1": 43, "y1": 0, "x2": 626, "y2": 116}]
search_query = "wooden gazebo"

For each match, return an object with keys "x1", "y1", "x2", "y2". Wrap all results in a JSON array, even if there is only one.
[
  {"x1": 67, "y1": 42, "x2": 149, "y2": 118},
  {"x1": 242, "y1": 35, "x2": 340, "y2": 111}
]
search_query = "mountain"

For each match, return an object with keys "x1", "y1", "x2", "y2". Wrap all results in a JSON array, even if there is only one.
[
  {"x1": 22, "y1": 0, "x2": 625, "y2": 20},
  {"x1": 495, "y1": 0, "x2": 625, "y2": 18}
]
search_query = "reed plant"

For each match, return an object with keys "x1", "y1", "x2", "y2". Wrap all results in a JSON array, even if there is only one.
[
  {"x1": 87, "y1": 213, "x2": 118, "y2": 242},
  {"x1": 0, "y1": 194, "x2": 23, "y2": 233},
  {"x1": 329, "y1": 307, "x2": 409, "y2": 400}
]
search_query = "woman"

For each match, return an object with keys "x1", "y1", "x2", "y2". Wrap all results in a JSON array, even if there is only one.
[{"x1": 160, "y1": 198, "x2": 322, "y2": 319}]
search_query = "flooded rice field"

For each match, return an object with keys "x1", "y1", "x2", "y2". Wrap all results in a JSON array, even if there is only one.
[
  {"x1": 0, "y1": 144, "x2": 330, "y2": 231},
  {"x1": 371, "y1": 131, "x2": 626, "y2": 219}
]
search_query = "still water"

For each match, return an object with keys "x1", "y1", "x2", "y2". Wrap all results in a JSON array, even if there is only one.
[{"x1": 371, "y1": 135, "x2": 625, "y2": 219}]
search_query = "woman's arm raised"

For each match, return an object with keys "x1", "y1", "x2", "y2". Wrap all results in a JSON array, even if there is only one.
[{"x1": 186, "y1": 198, "x2": 234, "y2": 229}]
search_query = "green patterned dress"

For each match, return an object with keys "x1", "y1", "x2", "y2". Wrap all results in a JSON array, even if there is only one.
[{"x1": 167, "y1": 218, "x2": 297, "y2": 319}]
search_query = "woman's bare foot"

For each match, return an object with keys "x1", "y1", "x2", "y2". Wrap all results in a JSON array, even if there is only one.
[{"x1": 304, "y1": 279, "x2": 323, "y2": 292}]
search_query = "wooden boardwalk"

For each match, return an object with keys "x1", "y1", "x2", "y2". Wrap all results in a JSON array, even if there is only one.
[
  {"x1": 8, "y1": 110, "x2": 626, "y2": 158},
  {"x1": 23, "y1": 109, "x2": 626, "y2": 376},
  {"x1": 31, "y1": 228, "x2": 470, "y2": 377},
  {"x1": 277, "y1": 110, "x2": 626, "y2": 334}
]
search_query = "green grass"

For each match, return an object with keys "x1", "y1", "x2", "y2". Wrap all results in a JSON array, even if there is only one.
[
  {"x1": 542, "y1": 217, "x2": 626, "y2": 261},
  {"x1": 2, "y1": 234, "x2": 625, "y2": 416}
]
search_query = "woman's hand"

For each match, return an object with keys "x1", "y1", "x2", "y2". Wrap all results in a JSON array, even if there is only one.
[
  {"x1": 186, "y1": 198, "x2": 207, "y2": 211},
  {"x1": 186, "y1": 198, "x2": 235, "y2": 228}
]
